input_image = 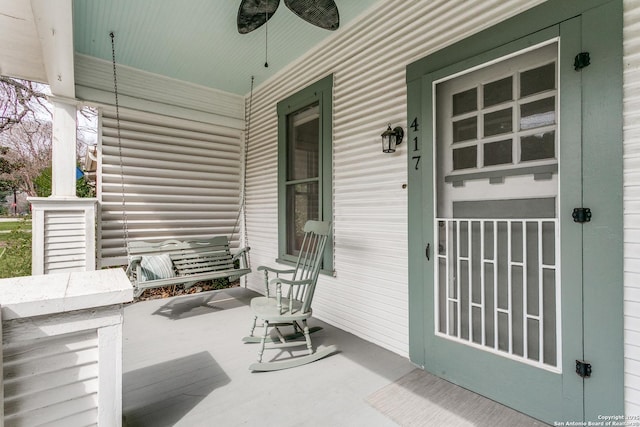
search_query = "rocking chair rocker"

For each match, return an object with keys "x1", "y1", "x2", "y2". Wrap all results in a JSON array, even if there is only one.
[{"x1": 244, "y1": 220, "x2": 337, "y2": 371}]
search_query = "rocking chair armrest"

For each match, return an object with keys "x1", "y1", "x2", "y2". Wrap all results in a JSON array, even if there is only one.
[
  {"x1": 269, "y1": 277, "x2": 313, "y2": 287},
  {"x1": 257, "y1": 266, "x2": 296, "y2": 275},
  {"x1": 257, "y1": 266, "x2": 296, "y2": 298}
]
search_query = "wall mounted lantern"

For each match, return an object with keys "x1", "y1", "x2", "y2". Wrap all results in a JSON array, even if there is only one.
[{"x1": 381, "y1": 125, "x2": 404, "y2": 153}]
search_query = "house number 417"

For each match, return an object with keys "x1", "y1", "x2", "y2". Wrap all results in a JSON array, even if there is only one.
[{"x1": 410, "y1": 117, "x2": 420, "y2": 170}]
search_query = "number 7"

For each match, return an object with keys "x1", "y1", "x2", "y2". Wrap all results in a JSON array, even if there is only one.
[{"x1": 412, "y1": 156, "x2": 421, "y2": 170}]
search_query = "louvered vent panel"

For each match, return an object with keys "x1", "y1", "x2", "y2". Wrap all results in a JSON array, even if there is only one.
[
  {"x1": 244, "y1": 0, "x2": 547, "y2": 356},
  {"x1": 3, "y1": 330, "x2": 99, "y2": 427},
  {"x1": 99, "y1": 108, "x2": 243, "y2": 267},
  {"x1": 44, "y1": 211, "x2": 87, "y2": 274}
]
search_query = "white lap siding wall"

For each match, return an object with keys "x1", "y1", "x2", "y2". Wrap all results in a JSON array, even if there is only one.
[
  {"x1": 74, "y1": 55, "x2": 246, "y2": 267},
  {"x1": 243, "y1": 0, "x2": 548, "y2": 357}
]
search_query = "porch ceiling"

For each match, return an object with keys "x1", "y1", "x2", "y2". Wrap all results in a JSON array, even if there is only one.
[{"x1": 0, "y1": 0, "x2": 379, "y2": 95}]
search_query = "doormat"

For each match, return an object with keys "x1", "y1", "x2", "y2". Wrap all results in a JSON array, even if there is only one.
[{"x1": 366, "y1": 369, "x2": 548, "y2": 426}]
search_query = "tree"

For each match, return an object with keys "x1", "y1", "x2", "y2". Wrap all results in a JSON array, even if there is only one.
[
  {"x1": 0, "y1": 77, "x2": 52, "y2": 198},
  {"x1": 0, "y1": 146, "x2": 20, "y2": 214},
  {"x1": 0, "y1": 76, "x2": 97, "y2": 200},
  {"x1": 0, "y1": 76, "x2": 51, "y2": 134},
  {"x1": 33, "y1": 166, "x2": 95, "y2": 198}
]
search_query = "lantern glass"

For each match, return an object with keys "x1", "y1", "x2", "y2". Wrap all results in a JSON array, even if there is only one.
[
  {"x1": 381, "y1": 126, "x2": 396, "y2": 153},
  {"x1": 383, "y1": 135, "x2": 396, "y2": 153}
]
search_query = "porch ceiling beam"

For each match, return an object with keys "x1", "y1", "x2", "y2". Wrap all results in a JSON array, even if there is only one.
[{"x1": 30, "y1": 0, "x2": 75, "y2": 98}]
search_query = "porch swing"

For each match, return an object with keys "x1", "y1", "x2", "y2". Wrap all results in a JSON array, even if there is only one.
[{"x1": 108, "y1": 32, "x2": 251, "y2": 297}]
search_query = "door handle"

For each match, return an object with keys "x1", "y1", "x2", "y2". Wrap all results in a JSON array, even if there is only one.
[{"x1": 426, "y1": 243, "x2": 431, "y2": 261}]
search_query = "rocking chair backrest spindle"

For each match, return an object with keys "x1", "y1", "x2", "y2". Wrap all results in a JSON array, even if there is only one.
[{"x1": 292, "y1": 220, "x2": 331, "y2": 314}]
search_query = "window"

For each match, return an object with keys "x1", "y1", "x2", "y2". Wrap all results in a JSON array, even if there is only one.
[
  {"x1": 437, "y1": 42, "x2": 558, "y2": 184},
  {"x1": 276, "y1": 75, "x2": 333, "y2": 271}
]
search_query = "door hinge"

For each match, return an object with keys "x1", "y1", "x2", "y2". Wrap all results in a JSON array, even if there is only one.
[
  {"x1": 572, "y1": 207, "x2": 592, "y2": 223},
  {"x1": 574, "y1": 52, "x2": 591, "y2": 70},
  {"x1": 576, "y1": 360, "x2": 592, "y2": 378}
]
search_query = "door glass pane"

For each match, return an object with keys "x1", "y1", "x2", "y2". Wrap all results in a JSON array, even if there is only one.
[
  {"x1": 453, "y1": 88, "x2": 477, "y2": 116},
  {"x1": 483, "y1": 76, "x2": 512, "y2": 107},
  {"x1": 527, "y1": 319, "x2": 540, "y2": 361},
  {"x1": 543, "y1": 268, "x2": 557, "y2": 366},
  {"x1": 438, "y1": 257, "x2": 447, "y2": 333},
  {"x1": 511, "y1": 265, "x2": 524, "y2": 357},
  {"x1": 521, "y1": 131, "x2": 555, "y2": 161},
  {"x1": 484, "y1": 108, "x2": 512, "y2": 136},
  {"x1": 521, "y1": 97, "x2": 555, "y2": 130},
  {"x1": 520, "y1": 62, "x2": 555, "y2": 97},
  {"x1": 286, "y1": 182, "x2": 319, "y2": 254},
  {"x1": 472, "y1": 306, "x2": 482, "y2": 344},
  {"x1": 483, "y1": 139, "x2": 512, "y2": 166},
  {"x1": 498, "y1": 312, "x2": 509, "y2": 352},
  {"x1": 453, "y1": 117, "x2": 477, "y2": 142},
  {"x1": 453, "y1": 146, "x2": 477, "y2": 170},
  {"x1": 287, "y1": 103, "x2": 319, "y2": 180}
]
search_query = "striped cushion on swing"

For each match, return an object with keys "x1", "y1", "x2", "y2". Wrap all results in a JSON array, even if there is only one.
[{"x1": 139, "y1": 254, "x2": 176, "y2": 282}]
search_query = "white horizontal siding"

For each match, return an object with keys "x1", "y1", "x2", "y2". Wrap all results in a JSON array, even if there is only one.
[
  {"x1": 244, "y1": 0, "x2": 546, "y2": 357},
  {"x1": 98, "y1": 107, "x2": 244, "y2": 267},
  {"x1": 77, "y1": 54, "x2": 248, "y2": 268},
  {"x1": 625, "y1": 0, "x2": 640, "y2": 417},
  {"x1": 2, "y1": 330, "x2": 99, "y2": 427}
]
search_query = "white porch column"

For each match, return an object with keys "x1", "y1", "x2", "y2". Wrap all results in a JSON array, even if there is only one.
[
  {"x1": 50, "y1": 97, "x2": 78, "y2": 197},
  {"x1": 29, "y1": 96, "x2": 98, "y2": 275},
  {"x1": 27, "y1": 0, "x2": 98, "y2": 275}
]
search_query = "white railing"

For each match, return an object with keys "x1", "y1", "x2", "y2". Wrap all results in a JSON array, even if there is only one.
[
  {"x1": 435, "y1": 218, "x2": 560, "y2": 372},
  {"x1": 0, "y1": 269, "x2": 132, "y2": 426}
]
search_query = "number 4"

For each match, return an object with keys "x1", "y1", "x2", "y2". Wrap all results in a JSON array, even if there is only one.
[{"x1": 410, "y1": 117, "x2": 419, "y2": 132}]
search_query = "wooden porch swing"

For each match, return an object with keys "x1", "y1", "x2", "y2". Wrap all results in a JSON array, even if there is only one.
[{"x1": 109, "y1": 32, "x2": 251, "y2": 297}]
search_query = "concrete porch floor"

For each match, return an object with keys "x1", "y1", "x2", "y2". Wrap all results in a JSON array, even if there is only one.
[{"x1": 122, "y1": 287, "x2": 545, "y2": 426}]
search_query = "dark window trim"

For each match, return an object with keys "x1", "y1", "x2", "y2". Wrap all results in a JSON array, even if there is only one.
[{"x1": 276, "y1": 75, "x2": 334, "y2": 273}]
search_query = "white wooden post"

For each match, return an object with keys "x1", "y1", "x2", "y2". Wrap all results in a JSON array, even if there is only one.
[
  {"x1": 50, "y1": 97, "x2": 78, "y2": 197},
  {"x1": 29, "y1": 96, "x2": 98, "y2": 274},
  {"x1": 27, "y1": 0, "x2": 96, "y2": 275},
  {"x1": 98, "y1": 324, "x2": 123, "y2": 426}
]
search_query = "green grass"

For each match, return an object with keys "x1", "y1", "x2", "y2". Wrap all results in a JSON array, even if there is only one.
[
  {"x1": 0, "y1": 220, "x2": 32, "y2": 278},
  {"x1": 0, "y1": 220, "x2": 31, "y2": 232}
]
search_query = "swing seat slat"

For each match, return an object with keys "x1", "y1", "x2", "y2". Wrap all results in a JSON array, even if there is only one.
[{"x1": 126, "y1": 236, "x2": 250, "y2": 297}]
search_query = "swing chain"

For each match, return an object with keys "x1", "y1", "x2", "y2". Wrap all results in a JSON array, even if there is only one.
[
  {"x1": 110, "y1": 31, "x2": 130, "y2": 258},
  {"x1": 231, "y1": 76, "x2": 254, "y2": 273}
]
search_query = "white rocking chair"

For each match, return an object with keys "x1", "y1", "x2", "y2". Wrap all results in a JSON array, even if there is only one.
[{"x1": 244, "y1": 220, "x2": 337, "y2": 371}]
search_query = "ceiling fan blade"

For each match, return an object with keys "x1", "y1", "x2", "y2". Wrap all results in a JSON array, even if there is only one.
[
  {"x1": 237, "y1": 0, "x2": 280, "y2": 34},
  {"x1": 284, "y1": 0, "x2": 339, "y2": 31}
]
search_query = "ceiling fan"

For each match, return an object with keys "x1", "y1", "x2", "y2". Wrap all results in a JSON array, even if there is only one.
[{"x1": 237, "y1": 0, "x2": 340, "y2": 34}]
